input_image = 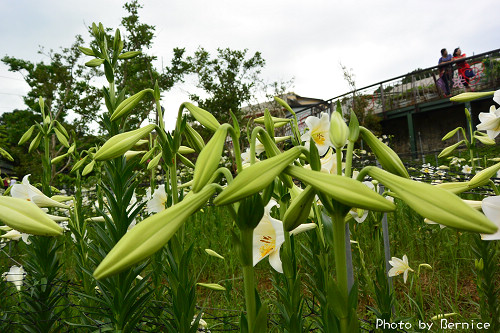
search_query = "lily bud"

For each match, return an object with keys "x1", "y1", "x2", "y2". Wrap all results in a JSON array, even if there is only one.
[
  {"x1": 468, "y1": 162, "x2": 500, "y2": 188},
  {"x1": 54, "y1": 128, "x2": 70, "y2": 148},
  {"x1": 182, "y1": 102, "x2": 220, "y2": 132},
  {"x1": 434, "y1": 182, "x2": 469, "y2": 194},
  {"x1": 124, "y1": 150, "x2": 146, "y2": 160},
  {"x1": 254, "y1": 115, "x2": 290, "y2": 128},
  {"x1": 360, "y1": 127, "x2": 409, "y2": 178},
  {"x1": 197, "y1": 283, "x2": 226, "y2": 291},
  {"x1": 82, "y1": 160, "x2": 95, "y2": 176},
  {"x1": 178, "y1": 146, "x2": 195, "y2": 155},
  {"x1": 438, "y1": 140, "x2": 465, "y2": 158},
  {"x1": 118, "y1": 51, "x2": 142, "y2": 59},
  {"x1": 147, "y1": 153, "x2": 162, "y2": 170},
  {"x1": 366, "y1": 166, "x2": 497, "y2": 234},
  {"x1": 51, "y1": 153, "x2": 68, "y2": 164},
  {"x1": 474, "y1": 135, "x2": 495, "y2": 145},
  {"x1": 94, "y1": 124, "x2": 156, "y2": 161},
  {"x1": 205, "y1": 249, "x2": 224, "y2": 259},
  {"x1": 329, "y1": 112, "x2": 349, "y2": 149},
  {"x1": 0, "y1": 197, "x2": 63, "y2": 236},
  {"x1": 184, "y1": 124, "x2": 205, "y2": 153},
  {"x1": 18, "y1": 125, "x2": 35, "y2": 145},
  {"x1": 442, "y1": 127, "x2": 461, "y2": 141},
  {"x1": 348, "y1": 110, "x2": 360, "y2": 142},
  {"x1": 71, "y1": 156, "x2": 89, "y2": 173},
  {"x1": 283, "y1": 185, "x2": 315, "y2": 232},
  {"x1": 285, "y1": 165, "x2": 395, "y2": 212},
  {"x1": 214, "y1": 146, "x2": 303, "y2": 205},
  {"x1": 110, "y1": 89, "x2": 153, "y2": 121},
  {"x1": 192, "y1": 125, "x2": 228, "y2": 192},
  {"x1": 140, "y1": 148, "x2": 156, "y2": 164},
  {"x1": 28, "y1": 132, "x2": 42, "y2": 153},
  {"x1": 85, "y1": 58, "x2": 105, "y2": 67},
  {"x1": 450, "y1": 91, "x2": 494, "y2": 102},
  {"x1": 94, "y1": 185, "x2": 216, "y2": 279}
]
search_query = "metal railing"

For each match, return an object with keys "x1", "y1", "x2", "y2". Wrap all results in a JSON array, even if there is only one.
[{"x1": 285, "y1": 48, "x2": 500, "y2": 135}]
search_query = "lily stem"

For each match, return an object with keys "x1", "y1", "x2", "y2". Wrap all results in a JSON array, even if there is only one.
[{"x1": 333, "y1": 210, "x2": 349, "y2": 332}]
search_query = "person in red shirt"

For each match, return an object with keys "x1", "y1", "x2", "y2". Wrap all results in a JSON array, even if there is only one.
[{"x1": 453, "y1": 47, "x2": 474, "y2": 91}]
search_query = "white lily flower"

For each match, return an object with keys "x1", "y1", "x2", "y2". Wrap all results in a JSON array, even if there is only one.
[
  {"x1": 462, "y1": 165, "x2": 472, "y2": 174},
  {"x1": 255, "y1": 139, "x2": 265, "y2": 155},
  {"x1": 1, "y1": 229, "x2": 31, "y2": 244},
  {"x1": 241, "y1": 148, "x2": 259, "y2": 168},
  {"x1": 10, "y1": 175, "x2": 69, "y2": 208},
  {"x1": 146, "y1": 185, "x2": 168, "y2": 214},
  {"x1": 477, "y1": 104, "x2": 500, "y2": 140},
  {"x1": 480, "y1": 196, "x2": 500, "y2": 240},
  {"x1": 3, "y1": 265, "x2": 26, "y2": 291},
  {"x1": 253, "y1": 200, "x2": 316, "y2": 273},
  {"x1": 301, "y1": 112, "x2": 332, "y2": 155},
  {"x1": 388, "y1": 254, "x2": 414, "y2": 283}
]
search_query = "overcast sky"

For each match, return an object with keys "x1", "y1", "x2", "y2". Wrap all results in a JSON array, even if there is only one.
[{"x1": 1, "y1": 0, "x2": 499, "y2": 130}]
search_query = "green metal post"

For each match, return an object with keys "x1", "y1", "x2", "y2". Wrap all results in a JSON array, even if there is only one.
[{"x1": 407, "y1": 110, "x2": 417, "y2": 159}]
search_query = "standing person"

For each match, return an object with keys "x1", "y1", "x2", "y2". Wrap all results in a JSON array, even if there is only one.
[
  {"x1": 438, "y1": 48, "x2": 453, "y2": 97},
  {"x1": 453, "y1": 47, "x2": 474, "y2": 91}
]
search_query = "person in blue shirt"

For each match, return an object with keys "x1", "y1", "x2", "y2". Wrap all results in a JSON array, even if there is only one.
[{"x1": 438, "y1": 48, "x2": 453, "y2": 97}]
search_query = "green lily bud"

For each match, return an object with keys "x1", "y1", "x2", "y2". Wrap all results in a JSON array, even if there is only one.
[
  {"x1": 54, "y1": 120, "x2": 69, "y2": 138},
  {"x1": 153, "y1": 80, "x2": 161, "y2": 101},
  {"x1": 442, "y1": 127, "x2": 461, "y2": 141},
  {"x1": 184, "y1": 123, "x2": 205, "y2": 153},
  {"x1": 118, "y1": 51, "x2": 142, "y2": 59},
  {"x1": 360, "y1": 126, "x2": 409, "y2": 178},
  {"x1": 264, "y1": 109, "x2": 275, "y2": 139},
  {"x1": 54, "y1": 127, "x2": 70, "y2": 148},
  {"x1": 348, "y1": 110, "x2": 360, "y2": 142},
  {"x1": 178, "y1": 146, "x2": 195, "y2": 155},
  {"x1": 110, "y1": 89, "x2": 154, "y2": 121},
  {"x1": 254, "y1": 115, "x2": 291, "y2": 128},
  {"x1": 0, "y1": 147, "x2": 13, "y2": 162},
  {"x1": 147, "y1": 153, "x2": 162, "y2": 170},
  {"x1": 434, "y1": 182, "x2": 469, "y2": 194},
  {"x1": 474, "y1": 258, "x2": 484, "y2": 271},
  {"x1": 474, "y1": 135, "x2": 495, "y2": 145},
  {"x1": 135, "y1": 139, "x2": 149, "y2": 146},
  {"x1": 71, "y1": 156, "x2": 89, "y2": 173},
  {"x1": 366, "y1": 166, "x2": 497, "y2": 234},
  {"x1": 18, "y1": 125, "x2": 36, "y2": 145},
  {"x1": 50, "y1": 195, "x2": 73, "y2": 203},
  {"x1": 468, "y1": 162, "x2": 500, "y2": 188},
  {"x1": 0, "y1": 197, "x2": 63, "y2": 236},
  {"x1": 192, "y1": 125, "x2": 228, "y2": 192},
  {"x1": 329, "y1": 112, "x2": 349, "y2": 149},
  {"x1": 140, "y1": 148, "x2": 156, "y2": 164},
  {"x1": 182, "y1": 102, "x2": 220, "y2": 132},
  {"x1": 274, "y1": 96, "x2": 296, "y2": 116},
  {"x1": 438, "y1": 140, "x2": 465, "y2": 158},
  {"x1": 28, "y1": 132, "x2": 42, "y2": 153},
  {"x1": 94, "y1": 124, "x2": 156, "y2": 161},
  {"x1": 283, "y1": 185, "x2": 315, "y2": 232},
  {"x1": 124, "y1": 150, "x2": 146, "y2": 160},
  {"x1": 82, "y1": 160, "x2": 95, "y2": 176},
  {"x1": 197, "y1": 283, "x2": 226, "y2": 291},
  {"x1": 285, "y1": 165, "x2": 395, "y2": 212},
  {"x1": 68, "y1": 143, "x2": 76, "y2": 154},
  {"x1": 78, "y1": 46, "x2": 95, "y2": 56},
  {"x1": 51, "y1": 153, "x2": 68, "y2": 164},
  {"x1": 85, "y1": 58, "x2": 105, "y2": 67},
  {"x1": 205, "y1": 249, "x2": 224, "y2": 259},
  {"x1": 94, "y1": 185, "x2": 216, "y2": 279},
  {"x1": 214, "y1": 146, "x2": 303, "y2": 205},
  {"x1": 256, "y1": 131, "x2": 293, "y2": 187},
  {"x1": 177, "y1": 153, "x2": 195, "y2": 169},
  {"x1": 450, "y1": 91, "x2": 494, "y2": 102}
]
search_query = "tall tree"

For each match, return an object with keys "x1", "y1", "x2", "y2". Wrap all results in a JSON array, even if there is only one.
[
  {"x1": 110, "y1": 0, "x2": 190, "y2": 126},
  {"x1": 187, "y1": 47, "x2": 266, "y2": 126}
]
